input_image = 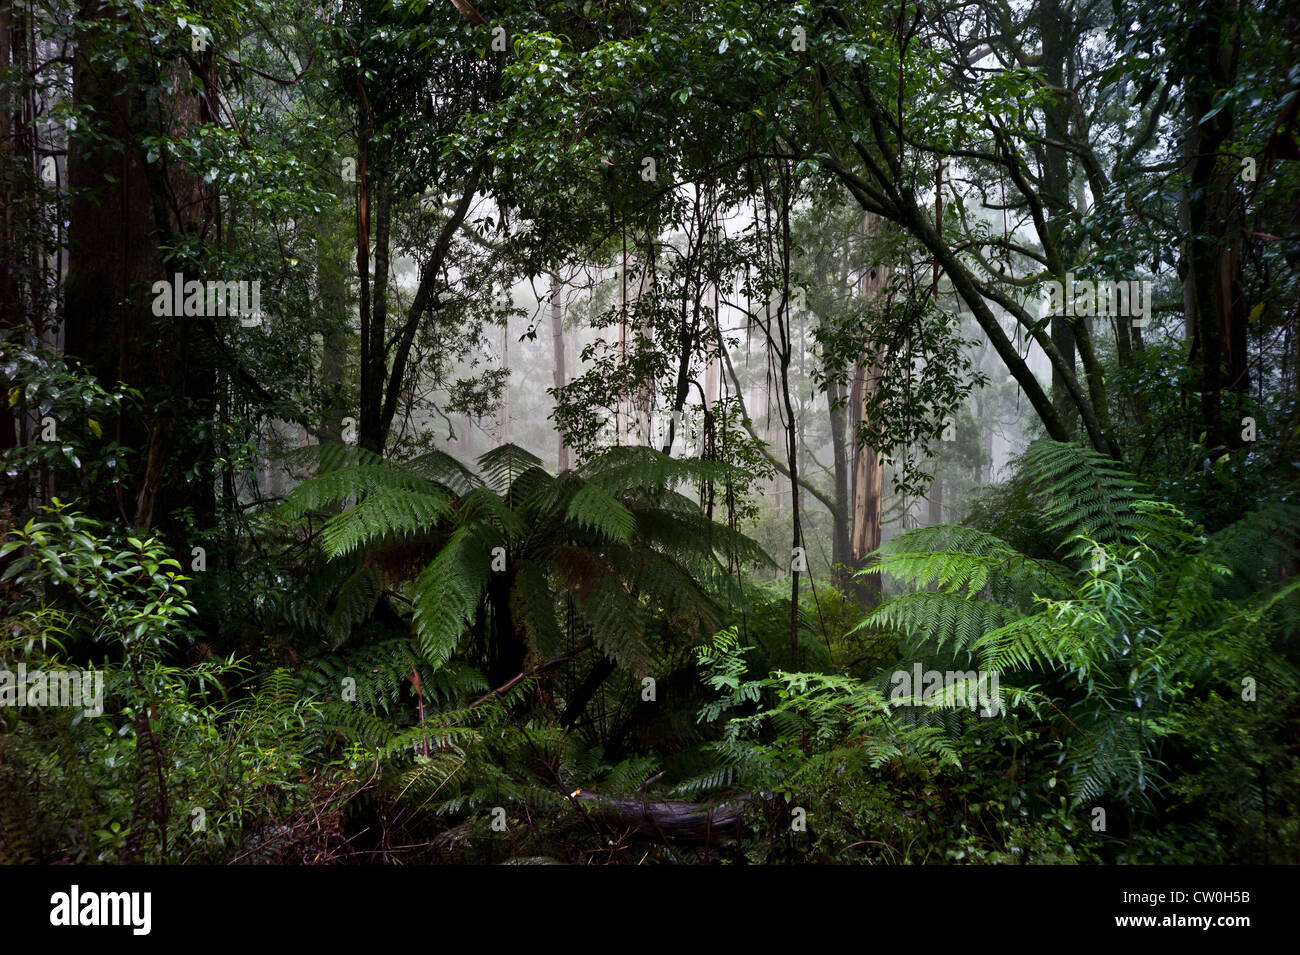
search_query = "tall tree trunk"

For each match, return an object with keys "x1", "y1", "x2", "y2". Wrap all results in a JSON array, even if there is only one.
[
  {"x1": 928, "y1": 475, "x2": 943, "y2": 524},
  {"x1": 0, "y1": 0, "x2": 36, "y2": 490},
  {"x1": 497, "y1": 319, "x2": 509, "y2": 444},
  {"x1": 63, "y1": 1, "x2": 217, "y2": 534},
  {"x1": 827, "y1": 374, "x2": 852, "y2": 573},
  {"x1": 550, "y1": 270, "x2": 569, "y2": 470},
  {"x1": 849, "y1": 223, "x2": 889, "y2": 602},
  {"x1": 358, "y1": 177, "x2": 390, "y2": 454},
  {"x1": 318, "y1": 229, "x2": 350, "y2": 447},
  {"x1": 850, "y1": 360, "x2": 884, "y2": 603},
  {"x1": 1039, "y1": 0, "x2": 1079, "y2": 431},
  {"x1": 1182, "y1": 0, "x2": 1246, "y2": 451}
]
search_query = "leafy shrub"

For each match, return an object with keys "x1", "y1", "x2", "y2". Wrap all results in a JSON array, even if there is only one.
[{"x1": 0, "y1": 504, "x2": 353, "y2": 863}]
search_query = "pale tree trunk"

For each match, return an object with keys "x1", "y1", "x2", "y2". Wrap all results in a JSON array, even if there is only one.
[
  {"x1": 616, "y1": 249, "x2": 628, "y2": 441},
  {"x1": 317, "y1": 227, "x2": 349, "y2": 448},
  {"x1": 704, "y1": 353, "x2": 719, "y2": 410},
  {"x1": 497, "y1": 320, "x2": 509, "y2": 444},
  {"x1": 928, "y1": 477, "x2": 943, "y2": 524},
  {"x1": 981, "y1": 413, "x2": 994, "y2": 485},
  {"x1": 827, "y1": 375, "x2": 852, "y2": 573},
  {"x1": 849, "y1": 220, "x2": 888, "y2": 600},
  {"x1": 550, "y1": 270, "x2": 568, "y2": 470},
  {"x1": 850, "y1": 362, "x2": 884, "y2": 563}
]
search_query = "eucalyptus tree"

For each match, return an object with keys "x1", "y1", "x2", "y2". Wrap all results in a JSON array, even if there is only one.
[{"x1": 1, "y1": 0, "x2": 337, "y2": 539}]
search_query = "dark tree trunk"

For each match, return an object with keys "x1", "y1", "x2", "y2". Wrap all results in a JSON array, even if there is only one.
[
  {"x1": 63, "y1": 1, "x2": 218, "y2": 535},
  {"x1": 1039, "y1": 0, "x2": 1079, "y2": 431},
  {"x1": 1182, "y1": 0, "x2": 1246, "y2": 451}
]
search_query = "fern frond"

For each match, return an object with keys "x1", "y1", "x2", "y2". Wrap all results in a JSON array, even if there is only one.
[
  {"x1": 410, "y1": 526, "x2": 491, "y2": 668},
  {"x1": 325, "y1": 561, "x2": 386, "y2": 647},
  {"x1": 861, "y1": 591, "x2": 1022, "y2": 656},
  {"x1": 973, "y1": 612, "x2": 1074, "y2": 673},
  {"x1": 406, "y1": 448, "x2": 482, "y2": 493},
  {"x1": 872, "y1": 524, "x2": 1070, "y2": 601},
  {"x1": 477, "y1": 444, "x2": 543, "y2": 493},
  {"x1": 320, "y1": 487, "x2": 453, "y2": 557},
  {"x1": 565, "y1": 482, "x2": 636, "y2": 545},
  {"x1": 1020, "y1": 439, "x2": 1146, "y2": 548},
  {"x1": 511, "y1": 559, "x2": 564, "y2": 660},
  {"x1": 580, "y1": 444, "x2": 741, "y2": 494},
  {"x1": 572, "y1": 569, "x2": 653, "y2": 676},
  {"x1": 456, "y1": 487, "x2": 524, "y2": 539},
  {"x1": 282, "y1": 460, "x2": 443, "y2": 518},
  {"x1": 1203, "y1": 501, "x2": 1300, "y2": 594}
]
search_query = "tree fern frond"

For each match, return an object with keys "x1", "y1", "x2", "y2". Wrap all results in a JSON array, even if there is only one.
[
  {"x1": 282, "y1": 442, "x2": 386, "y2": 476},
  {"x1": 565, "y1": 482, "x2": 636, "y2": 545},
  {"x1": 872, "y1": 524, "x2": 1070, "y2": 601},
  {"x1": 319, "y1": 486, "x2": 453, "y2": 557},
  {"x1": 573, "y1": 570, "x2": 653, "y2": 676},
  {"x1": 325, "y1": 561, "x2": 386, "y2": 647},
  {"x1": 281, "y1": 460, "x2": 443, "y2": 518},
  {"x1": 407, "y1": 448, "x2": 482, "y2": 493},
  {"x1": 602, "y1": 546, "x2": 721, "y2": 639},
  {"x1": 1203, "y1": 501, "x2": 1300, "y2": 594},
  {"x1": 973, "y1": 612, "x2": 1074, "y2": 673},
  {"x1": 410, "y1": 526, "x2": 491, "y2": 668},
  {"x1": 477, "y1": 444, "x2": 543, "y2": 493},
  {"x1": 1020, "y1": 439, "x2": 1146, "y2": 545},
  {"x1": 456, "y1": 486, "x2": 525, "y2": 539},
  {"x1": 580, "y1": 444, "x2": 741, "y2": 494},
  {"x1": 634, "y1": 506, "x2": 775, "y2": 569},
  {"x1": 511, "y1": 559, "x2": 564, "y2": 660}
]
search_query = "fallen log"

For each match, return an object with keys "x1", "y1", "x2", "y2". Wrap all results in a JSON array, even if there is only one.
[{"x1": 572, "y1": 791, "x2": 753, "y2": 843}]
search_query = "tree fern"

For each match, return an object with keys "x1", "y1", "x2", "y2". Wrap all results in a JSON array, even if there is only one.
[
  {"x1": 410, "y1": 525, "x2": 494, "y2": 668},
  {"x1": 282, "y1": 441, "x2": 767, "y2": 723},
  {"x1": 477, "y1": 444, "x2": 543, "y2": 495},
  {"x1": 869, "y1": 523, "x2": 1071, "y2": 605},
  {"x1": 320, "y1": 487, "x2": 454, "y2": 558},
  {"x1": 860, "y1": 440, "x2": 1300, "y2": 810},
  {"x1": 564, "y1": 481, "x2": 637, "y2": 545},
  {"x1": 691, "y1": 628, "x2": 964, "y2": 802}
]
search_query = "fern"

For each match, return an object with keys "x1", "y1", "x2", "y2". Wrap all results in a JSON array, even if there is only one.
[
  {"x1": 564, "y1": 482, "x2": 637, "y2": 545},
  {"x1": 320, "y1": 487, "x2": 453, "y2": 558},
  {"x1": 477, "y1": 444, "x2": 543, "y2": 495},
  {"x1": 869, "y1": 524, "x2": 1070, "y2": 604},
  {"x1": 410, "y1": 525, "x2": 492, "y2": 668},
  {"x1": 691, "y1": 629, "x2": 965, "y2": 801},
  {"x1": 324, "y1": 562, "x2": 386, "y2": 648},
  {"x1": 860, "y1": 591, "x2": 1022, "y2": 657},
  {"x1": 282, "y1": 441, "x2": 767, "y2": 730},
  {"x1": 1019, "y1": 439, "x2": 1151, "y2": 560},
  {"x1": 859, "y1": 440, "x2": 1300, "y2": 810}
]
